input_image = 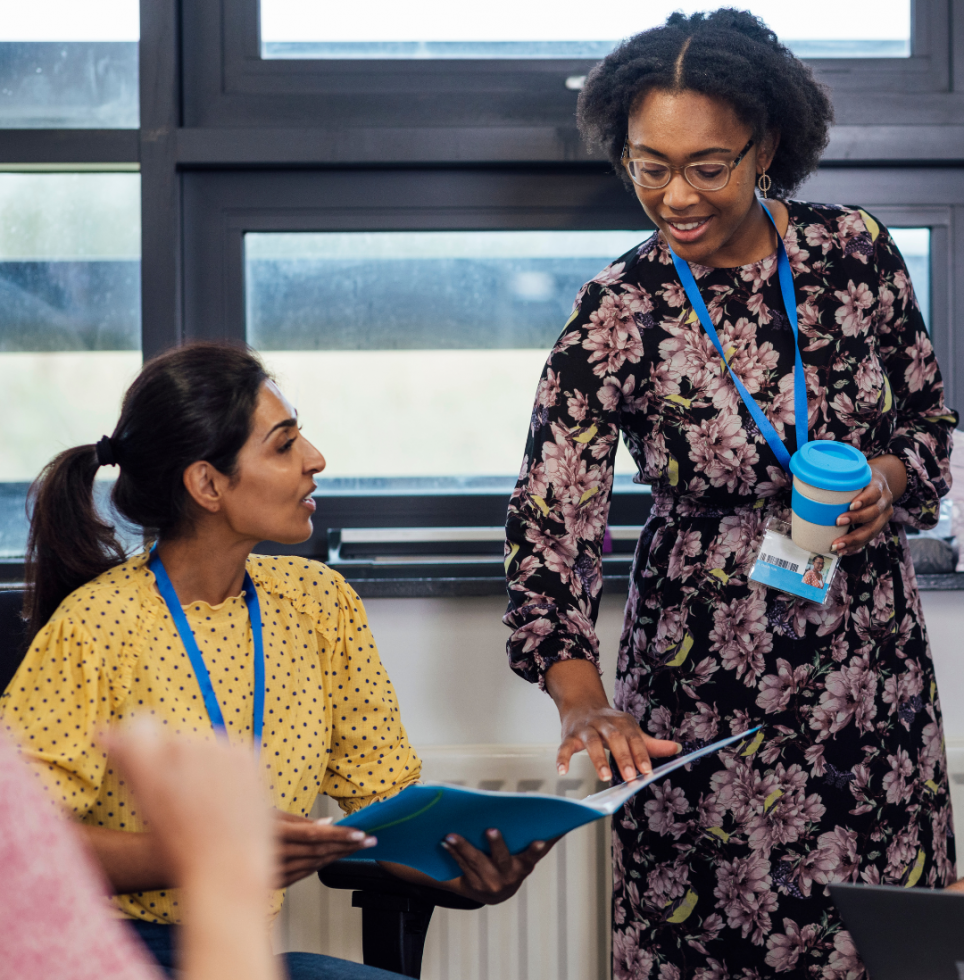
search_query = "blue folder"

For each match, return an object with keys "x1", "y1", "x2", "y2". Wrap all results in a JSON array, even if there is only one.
[{"x1": 336, "y1": 727, "x2": 760, "y2": 880}]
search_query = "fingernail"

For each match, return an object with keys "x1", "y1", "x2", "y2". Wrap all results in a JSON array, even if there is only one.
[
  {"x1": 486, "y1": 829, "x2": 499, "y2": 840},
  {"x1": 557, "y1": 764, "x2": 567, "y2": 775},
  {"x1": 830, "y1": 543, "x2": 837, "y2": 552},
  {"x1": 674, "y1": 742, "x2": 683, "y2": 754},
  {"x1": 440, "y1": 840, "x2": 450, "y2": 850},
  {"x1": 362, "y1": 836, "x2": 377, "y2": 848},
  {"x1": 315, "y1": 817, "x2": 334, "y2": 825},
  {"x1": 836, "y1": 516, "x2": 849, "y2": 526},
  {"x1": 445, "y1": 834, "x2": 458, "y2": 845},
  {"x1": 601, "y1": 767, "x2": 612, "y2": 781},
  {"x1": 623, "y1": 768, "x2": 637, "y2": 781},
  {"x1": 534, "y1": 841, "x2": 546, "y2": 851},
  {"x1": 349, "y1": 830, "x2": 366, "y2": 841},
  {"x1": 641, "y1": 763, "x2": 652, "y2": 775},
  {"x1": 850, "y1": 501, "x2": 860, "y2": 510}
]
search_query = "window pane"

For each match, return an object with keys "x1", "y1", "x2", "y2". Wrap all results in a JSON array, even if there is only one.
[
  {"x1": 0, "y1": 0, "x2": 138, "y2": 128},
  {"x1": 0, "y1": 173, "x2": 141, "y2": 500},
  {"x1": 261, "y1": 0, "x2": 910, "y2": 61},
  {"x1": 890, "y1": 228, "x2": 930, "y2": 329},
  {"x1": 246, "y1": 230, "x2": 650, "y2": 480}
]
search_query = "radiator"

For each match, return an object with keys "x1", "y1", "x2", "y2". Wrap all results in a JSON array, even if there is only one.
[
  {"x1": 943, "y1": 738, "x2": 964, "y2": 845},
  {"x1": 273, "y1": 745, "x2": 611, "y2": 980}
]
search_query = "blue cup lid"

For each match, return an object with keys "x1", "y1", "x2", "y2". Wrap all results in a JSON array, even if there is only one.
[{"x1": 789, "y1": 440, "x2": 872, "y2": 492}]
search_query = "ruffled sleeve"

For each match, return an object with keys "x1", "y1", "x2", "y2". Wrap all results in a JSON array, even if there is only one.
[
  {"x1": 0, "y1": 613, "x2": 116, "y2": 817},
  {"x1": 872, "y1": 216, "x2": 959, "y2": 528}
]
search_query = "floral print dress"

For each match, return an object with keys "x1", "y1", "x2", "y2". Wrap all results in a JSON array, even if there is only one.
[{"x1": 504, "y1": 201, "x2": 959, "y2": 979}]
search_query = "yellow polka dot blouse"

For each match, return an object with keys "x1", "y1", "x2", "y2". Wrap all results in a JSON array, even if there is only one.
[{"x1": 0, "y1": 553, "x2": 421, "y2": 925}]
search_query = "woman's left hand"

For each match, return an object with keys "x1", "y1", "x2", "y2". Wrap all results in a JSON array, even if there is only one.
[
  {"x1": 831, "y1": 454, "x2": 907, "y2": 557},
  {"x1": 442, "y1": 829, "x2": 554, "y2": 904}
]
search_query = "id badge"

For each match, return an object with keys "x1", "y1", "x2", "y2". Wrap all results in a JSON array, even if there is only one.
[{"x1": 749, "y1": 517, "x2": 839, "y2": 605}]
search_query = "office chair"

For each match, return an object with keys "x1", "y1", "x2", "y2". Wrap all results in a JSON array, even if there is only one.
[
  {"x1": 0, "y1": 588, "x2": 28, "y2": 694},
  {"x1": 319, "y1": 860, "x2": 482, "y2": 977},
  {"x1": 0, "y1": 588, "x2": 478, "y2": 979}
]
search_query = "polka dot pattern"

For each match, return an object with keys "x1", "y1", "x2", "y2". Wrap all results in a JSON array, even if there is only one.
[{"x1": 0, "y1": 552, "x2": 421, "y2": 926}]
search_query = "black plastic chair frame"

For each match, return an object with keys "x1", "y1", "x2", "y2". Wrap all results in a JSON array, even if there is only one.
[{"x1": 319, "y1": 860, "x2": 482, "y2": 977}]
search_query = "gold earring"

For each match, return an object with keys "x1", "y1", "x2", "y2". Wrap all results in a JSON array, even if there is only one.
[{"x1": 757, "y1": 171, "x2": 772, "y2": 199}]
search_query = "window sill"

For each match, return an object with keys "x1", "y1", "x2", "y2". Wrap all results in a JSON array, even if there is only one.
[{"x1": 4, "y1": 561, "x2": 964, "y2": 598}]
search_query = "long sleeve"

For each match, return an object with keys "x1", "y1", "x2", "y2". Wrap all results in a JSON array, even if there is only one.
[
  {"x1": 321, "y1": 579, "x2": 421, "y2": 813},
  {"x1": 872, "y1": 217, "x2": 959, "y2": 528},
  {"x1": 504, "y1": 276, "x2": 647, "y2": 688}
]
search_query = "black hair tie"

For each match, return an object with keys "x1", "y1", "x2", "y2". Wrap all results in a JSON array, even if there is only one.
[{"x1": 95, "y1": 435, "x2": 117, "y2": 468}]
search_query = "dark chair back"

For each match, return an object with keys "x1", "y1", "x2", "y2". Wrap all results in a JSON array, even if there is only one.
[{"x1": 0, "y1": 590, "x2": 27, "y2": 694}]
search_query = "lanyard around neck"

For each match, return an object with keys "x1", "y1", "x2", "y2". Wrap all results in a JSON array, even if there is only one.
[
  {"x1": 668, "y1": 206, "x2": 808, "y2": 473},
  {"x1": 148, "y1": 546, "x2": 265, "y2": 760}
]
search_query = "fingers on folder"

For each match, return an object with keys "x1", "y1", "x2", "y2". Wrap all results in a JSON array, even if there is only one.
[
  {"x1": 557, "y1": 716, "x2": 683, "y2": 783},
  {"x1": 441, "y1": 829, "x2": 552, "y2": 904}
]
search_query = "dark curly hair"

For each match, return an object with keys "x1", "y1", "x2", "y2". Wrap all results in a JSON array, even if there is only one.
[{"x1": 577, "y1": 8, "x2": 834, "y2": 199}]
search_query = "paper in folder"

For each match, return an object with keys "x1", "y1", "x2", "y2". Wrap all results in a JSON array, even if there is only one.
[{"x1": 336, "y1": 726, "x2": 761, "y2": 880}]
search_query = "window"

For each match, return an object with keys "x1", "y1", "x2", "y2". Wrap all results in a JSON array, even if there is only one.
[
  {"x1": 245, "y1": 229, "x2": 645, "y2": 481},
  {"x1": 0, "y1": 0, "x2": 138, "y2": 128},
  {"x1": 0, "y1": 172, "x2": 141, "y2": 498},
  {"x1": 245, "y1": 223, "x2": 933, "y2": 486},
  {"x1": 891, "y1": 228, "x2": 930, "y2": 327},
  {"x1": 260, "y1": 0, "x2": 911, "y2": 61}
]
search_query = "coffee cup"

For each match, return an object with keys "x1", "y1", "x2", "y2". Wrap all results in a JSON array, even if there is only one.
[{"x1": 788, "y1": 441, "x2": 872, "y2": 555}]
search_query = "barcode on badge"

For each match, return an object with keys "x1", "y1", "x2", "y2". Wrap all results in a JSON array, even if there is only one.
[{"x1": 761, "y1": 553, "x2": 799, "y2": 573}]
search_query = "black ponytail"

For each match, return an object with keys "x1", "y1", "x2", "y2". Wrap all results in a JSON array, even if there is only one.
[
  {"x1": 24, "y1": 446, "x2": 127, "y2": 640},
  {"x1": 25, "y1": 341, "x2": 269, "y2": 640}
]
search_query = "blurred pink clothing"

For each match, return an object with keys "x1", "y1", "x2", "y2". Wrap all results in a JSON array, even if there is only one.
[
  {"x1": 0, "y1": 732, "x2": 160, "y2": 980},
  {"x1": 802, "y1": 568, "x2": 825, "y2": 588}
]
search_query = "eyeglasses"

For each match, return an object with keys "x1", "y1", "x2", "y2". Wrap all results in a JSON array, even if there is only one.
[{"x1": 622, "y1": 139, "x2": 755, "y2": 191}]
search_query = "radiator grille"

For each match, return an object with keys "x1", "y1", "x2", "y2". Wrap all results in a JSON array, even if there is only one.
[{"x1": 273, "y1": 745, "x2": 611, "y2": 980}]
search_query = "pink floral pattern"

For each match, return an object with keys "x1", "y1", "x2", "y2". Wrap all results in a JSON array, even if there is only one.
[{"x1": 504, "y1": 202, "x2": 958, "y2": 978}]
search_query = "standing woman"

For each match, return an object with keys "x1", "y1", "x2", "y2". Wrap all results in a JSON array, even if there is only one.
[{"x1": 504, "y1": 10, "x2": 958, "y2": 978}]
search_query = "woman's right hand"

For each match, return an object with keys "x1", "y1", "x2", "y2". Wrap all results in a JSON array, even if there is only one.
[
  {"x1": 546, "y1": 659, "x2": 681, "y2": 782},
  {"x1": 273, "y1": 811, "x2": 377, "y2": 887}
]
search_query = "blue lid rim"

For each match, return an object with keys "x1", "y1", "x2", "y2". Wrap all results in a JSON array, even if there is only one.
[{"x1": 789, "y1": 440, "x2": 872, "y2": 492}]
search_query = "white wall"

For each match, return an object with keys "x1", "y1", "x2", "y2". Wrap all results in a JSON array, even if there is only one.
[
  {"x1": 365, "y1": 592, "x2": 626, "y2": 749},
  {"x1": 921, "y1": 592, "x2": 964, "y2": 739},
  {"x1": 367, "y1": 590, "x2": 964, "y2": 747}
]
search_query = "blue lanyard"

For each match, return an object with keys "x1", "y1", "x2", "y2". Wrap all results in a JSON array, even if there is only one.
[
  {"x1": 668, "y1": 207, "x2": 808, "y2": 473},
  {"x1": 148, "y1": 546, "x2": 265, "y2": 760}
]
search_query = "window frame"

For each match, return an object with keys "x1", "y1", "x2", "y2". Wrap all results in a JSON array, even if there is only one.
[
  {"x1": 2, "y1": 0, "x2": 964, "y2": 589},
  {"x1": 181, "y1": 167, "x2": 654, "y2": 344},
  {"x1": 180, "y1": 0, "x2": 950, "y2": 133},
  {"x1": 798, "y1": 168, "x2": 963, "y2": 409}
]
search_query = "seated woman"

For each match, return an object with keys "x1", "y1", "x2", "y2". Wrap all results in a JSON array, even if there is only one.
[{"x1": 0, "y1": 342, "x2": 547, "y2": 980}]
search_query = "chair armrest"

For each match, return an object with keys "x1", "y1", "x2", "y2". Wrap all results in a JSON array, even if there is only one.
[{"x1": 318, "y1": 860, "x2": 483, "y2": 911}]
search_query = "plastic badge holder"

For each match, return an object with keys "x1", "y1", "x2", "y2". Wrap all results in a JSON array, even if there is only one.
[{"x1": 749, "y1": 517, "x2": 840, "y2": 605}]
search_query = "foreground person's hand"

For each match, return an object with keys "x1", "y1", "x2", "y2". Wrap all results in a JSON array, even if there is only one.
[
  {"x1": 107, "y1": 720, "x2": 272, "y2": 894},
  {"x1": 274, "y1": 811, "x2": 377, "y2": 887},
  {"x1": 546, "y1": 659, "x2": 681, "y2": 782},
  {"x1": 107, "y1": 720, "x2": 283, "y2": 980}
]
